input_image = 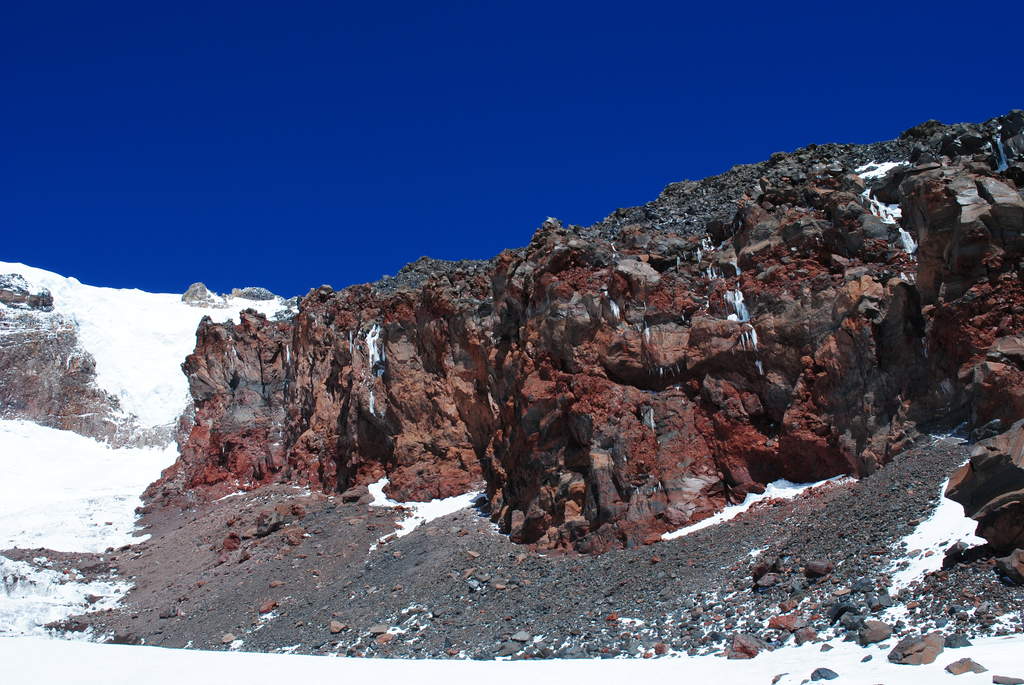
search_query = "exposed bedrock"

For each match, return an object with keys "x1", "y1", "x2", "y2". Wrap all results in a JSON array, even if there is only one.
[
  {"x1": 947, "y1": 419, "x2": 1024, "y2": 554},
  {"x1": 151, "y1": 111, "x2": 1024, "y2": 553}
]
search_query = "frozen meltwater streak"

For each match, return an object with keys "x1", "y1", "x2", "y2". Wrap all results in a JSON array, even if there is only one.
[
  {"x1": 642, "y1": 406, "x2": 655, "y2": 431},
  {"x1": 725, "y1": 289, "x2": 750, "y2": 322},
  {"x1": 897, "y1": 227, "x2": 918, "y2": 254},
  {"x1": 365, "y1": 323, "x2": 385, "y2": 376},
  {"x1": 609, "y1": 298, "x2": 620, "y2": 320},
  {"x1": 994, "y1": 136, "x2": 1009, "y2": 172},
  {"x1": 739, "y1": 326, "x2": 758, "y2": 351}
]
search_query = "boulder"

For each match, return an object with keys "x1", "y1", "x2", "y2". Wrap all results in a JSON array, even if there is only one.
[
  {"x1": 995, "y1": 548, "x2": 1024, "y2": 584},
  {"x1": 946, "y1": 421, "x2": 1024, "y2": 553},
  {"x1": 857, "y1": 620, "x2": 892, "y2": 646},
  {"x1": 888, "y1": 632, "x2": 944, "y2": 665},
  {"x1": 726, "y1": 633, "x2": 769, "y2": 659},
  {"x1": 945, "y1": 658, "x2": 987, "y2": 675}
]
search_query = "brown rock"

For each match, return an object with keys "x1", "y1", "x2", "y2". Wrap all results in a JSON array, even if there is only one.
[
  {"x1": 888, "y1": 632, "x2": 944, "y2": 665},
  {"x1": 282, "y1": 526, "x2": 306, "y2": 546},
  {"x1": 804, "y1": 560, "x2": 834, "y2": 578},
  {"x1": 794, "y1": 627, "x2": 818, "y2": 645},
  {"x1": 945, "y1": 658, "x2": 987, "y2": 675},
  {"x1": 947, "y1": 421, "x2": 1024, "y2": 553},
  {"x1": 329, "y1": 620, "x2": 346, "y2": 634},
  {"x1": 220, "y1": 633, "x2": 236, "y2": 644},
  {"x1": 996, "y1": 549, "x2": 1024, "y2": 584},
  {"x1": 857, "y1": 620, "x2": 892, "y2": 646},
  {"x1": 768, "y1": 614, "x2": 807, "y2": 632},
  {"x1": 221, "y1": 533, "x2": 241, "y2": 551},
  {"x1": 726, "y1": 633, "x2": 769, "y2": 659},
  {"x1": 258, "y1": 600, "x2": 278, "y2": 614}
]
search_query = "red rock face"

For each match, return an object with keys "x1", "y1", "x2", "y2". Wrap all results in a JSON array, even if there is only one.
[{"x1": 151, "y1": 115, "x2": 1024, "y2": 553}]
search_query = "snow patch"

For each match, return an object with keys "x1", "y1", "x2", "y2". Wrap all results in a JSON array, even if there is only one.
[
  {"x1": 662, "y1": 477, "x2": 850, "y2": 541},
  {"x1": 855, "y1": 161, "x2": 903, "y2": 180},
  {"x1": 888, "y1": 474, "x2": 985, "y2": 589},
  {"x1": 367, "y1": 478, "x2": 481, "y2": 551}
]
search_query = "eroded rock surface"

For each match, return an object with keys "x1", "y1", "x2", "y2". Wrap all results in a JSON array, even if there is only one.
[{"x1": 151, "y1": 110, "x2": 1024, "y2": 553}]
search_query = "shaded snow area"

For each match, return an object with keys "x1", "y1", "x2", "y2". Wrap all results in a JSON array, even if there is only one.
[
  {"x1": 3, "y1": 633, "x2": 1024, "y2": 685},
  {"x1": 0, "y1": 261, "x2": 287, "y2": 430},
  {"x1": 0, "y1": 419, "x2": 176, "y2": 636},
  {"x1": 662, "y1": 477, "x2": 850, "y2": 541},
  {"x1": 367, "y1": 478, "x2": 482, "y2": 551},
  {"x1": 889, "y1": 473, "x2": 985, "y2": 589}
]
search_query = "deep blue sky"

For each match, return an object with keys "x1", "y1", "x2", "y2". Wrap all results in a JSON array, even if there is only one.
[{"x1": 2, "y1": 2, "x2": 1019, "y2": 297}]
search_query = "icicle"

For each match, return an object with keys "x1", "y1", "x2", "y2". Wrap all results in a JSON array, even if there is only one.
[
  {"x1": 285, "y1": 344, "x2": 290, "y2": 365},
  {"x1": 730, "y1": 258, "x2": 741, "y2": 276},
  {"x1": 725, "y1": 289, "x2": 750, "y2": 322},
  {"x1": 365, "y1": 323, "x2": 385, "y2": 376},
  {"x1": 369, "y1": 389, "x2": 375, "y2": 416},
  {"x1": 609, "y1": 299, "x2": 620, "y2": 319},
  {"x1": 897, "y1": 227, "x2": 917, "y2": 255},
  {"x1": 642, "y1": 406, "x2": 655, "y2": 431},
  {"x1": 738, "y1": 324, "x2": 759, "y2": 351},
  {"x1": 994, "y1": 136, "x2": 1009, "y2": 172},
  {"x1": 755, "y1": 360, "x2": 764, "y2": 375},
  {"x1": 643, "y1": 323, "x2": 651, "y2": 342}
]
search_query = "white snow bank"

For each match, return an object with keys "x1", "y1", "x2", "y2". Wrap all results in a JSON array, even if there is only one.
[
  {"x1": 0, "y1": 261, "x2": 287, "y2": 429},
  {"x1": 0, "y1": 420, "x2": 176, "y2": 553},
  {"x1": 3, "y1": 632, "x2": 1024, "y2": 685},
  {"x1": 662, "y1": 476, "x2": 850, "y2": 541},
  {"x1": 889, "y1": 474, "x2": 985, "y2": 588},
  {"x1": 0, "y1": 556, "x2": 128, "y2": 637},
  {"x1": 855, "y1": 161, "x2": 904, "y2": 180},
  {"x1": 368, "y1": 478, "x2": 481, "y2": 550}
]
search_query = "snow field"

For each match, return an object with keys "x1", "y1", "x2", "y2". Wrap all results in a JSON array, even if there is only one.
[{"x1": 2, "y1": 632, "x2": 1023, "y2": 685}]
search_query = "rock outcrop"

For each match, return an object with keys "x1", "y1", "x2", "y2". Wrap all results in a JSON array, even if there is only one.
[
  {"x1": 0, "y1": 274, "x2": 124, "y2": 441},
  {"x1": 947, "y1": 419, "x2": 1024, "y2": 553},
  {"x1": 151, "y1": 111, "x2": 1024, "y2": 553}
]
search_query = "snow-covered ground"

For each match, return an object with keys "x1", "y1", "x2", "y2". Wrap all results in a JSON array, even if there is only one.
[
  {"x1": 888, "y1": 475, "x2": 985, "y2": 588},
  {"x1": 0, "y1": 419, "x2": 178, "y2": 637},
  {"x1": 0, "y1": 420, "x2": 176, "y2": 552},
  {"x1": 662, "y1": 477, "x2": 850, "y2": 541},
  {"x1": 2, "y1": 632, "x2": 1023, "y2": 685},
  {"x1": 367, "y1": 478, "x2": 482, "y2": 550},
  {"x1": 0, "y1": 261, "x2": 287, "y2": 430}
]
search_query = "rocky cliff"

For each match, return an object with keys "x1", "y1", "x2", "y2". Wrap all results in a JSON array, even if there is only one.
[{"x1": 151, "y1": 110, "x2": 1024, "y2": 554}]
